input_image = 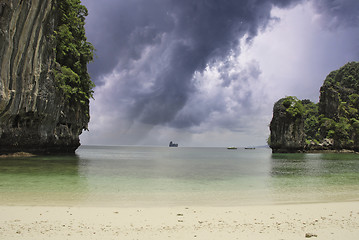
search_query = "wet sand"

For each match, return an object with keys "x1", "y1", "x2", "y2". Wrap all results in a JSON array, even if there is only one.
[{"x1": 1, "y1": 201, "x2": 358, "y2": 240}]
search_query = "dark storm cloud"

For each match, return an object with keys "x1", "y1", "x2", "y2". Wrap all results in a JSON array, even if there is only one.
[
  {"x1": 82, "y1": 0, "x2": 358, "y2": 130},
  {"x1": 84, "y1": 0, "x2": 174, "y2": 81},
  {"x1": 313, "y1": 0, "x2": 359, "y2": 28}
]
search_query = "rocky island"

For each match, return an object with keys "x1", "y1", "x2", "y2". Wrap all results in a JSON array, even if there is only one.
[
  {"x1": 0, "y1": 0, "x2": 94, "y2": 154},
  {"x1": 269, "y1": 62, "x2": 359, "y2": 153}
]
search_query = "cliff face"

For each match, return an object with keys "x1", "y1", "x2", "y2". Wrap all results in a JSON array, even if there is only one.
[
  {"x1": 269, "y1": 97, "x2": 305, "y2": 153},
  {"x1": 318, "y1": 62, "x2": 359, "y2": 150},
  {"x1": 269, "y1": 62, "x2": 359, "y2": 153},
  {"x1": 0, "y1": 0, "x2": 89, "y2": 154},
  {"x1": 318, "y1": 64, "x2": 358, "y2": 119}
]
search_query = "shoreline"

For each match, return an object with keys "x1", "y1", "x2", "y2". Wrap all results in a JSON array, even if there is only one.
[
  {"x1": 271, "y1": 148, "x2": 358, "y2": 154},
  {"x1": 1, "y1": 201, "x2": 358, "y2": 239},
  {"x1": 0, "y1": 152, "x2": 36, "y2": 158}
]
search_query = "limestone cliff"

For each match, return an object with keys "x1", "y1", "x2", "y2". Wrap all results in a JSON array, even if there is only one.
[
  {"x1": 269, "y1": 62, "x2": 359, "y2": 153},
  {"x1": 0, "y1": 0, "x2": 90, "y2": 154},
  {"x1": 269, "y1": 97, "x2": 305, "y2": 153}
]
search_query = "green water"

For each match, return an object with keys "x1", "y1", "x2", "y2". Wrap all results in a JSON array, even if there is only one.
[{"x1": 0, "y1": 146, "x2": 358, "y2": 206}]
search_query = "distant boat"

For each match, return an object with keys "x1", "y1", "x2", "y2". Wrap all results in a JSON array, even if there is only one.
[
  {"x1": 245, "y1": 147, "x2": 255, "y2": 150},
  {"x1": 227, "y1": 147, "x2": 237, "y2": 150},
  {"x1": 169, "y1": 141, "x2": 178, "y2": 147}
]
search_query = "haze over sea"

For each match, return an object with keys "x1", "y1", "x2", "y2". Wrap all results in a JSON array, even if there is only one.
[{"x1": 1, "y1": 146, "x2": 359, "y2": 207}]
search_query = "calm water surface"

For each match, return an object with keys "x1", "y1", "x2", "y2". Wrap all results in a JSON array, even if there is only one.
[{"x1": 0, "y1": 146, "x2": 358, "y2": 206}]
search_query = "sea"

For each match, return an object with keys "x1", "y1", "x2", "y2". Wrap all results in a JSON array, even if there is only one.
[{"x1": 0, "y1": 146, "x2": 359, "y2": 207}]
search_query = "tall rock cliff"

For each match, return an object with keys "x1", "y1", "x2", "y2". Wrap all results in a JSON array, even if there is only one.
[
  {"x1": 269, "y1": 62, "x2": 359, "y2": 153},
  {"x1": 269, "y1": 97, "x2": 305, "y2": 153},
  {"x1": 0, "y1": 0, "x2": 91, "y2": 154}
]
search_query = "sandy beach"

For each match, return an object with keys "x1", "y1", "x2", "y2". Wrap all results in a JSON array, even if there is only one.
[{"x1": 1, "y1": 201, "x2": 358, "y2": 240}]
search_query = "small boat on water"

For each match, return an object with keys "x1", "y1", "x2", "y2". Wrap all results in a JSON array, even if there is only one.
[
  {"x1": 169, "y1": 141, "x2": 178, "y2": 147},
  {"x1": 227, "y1": 147, "x2": 237, "y2": 150},
  {"x1": 244, "y1": 147, "x2": 255, "y2": 150}
]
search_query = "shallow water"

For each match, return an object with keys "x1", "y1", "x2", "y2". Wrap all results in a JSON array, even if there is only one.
[{"x1": 0, "y1": 146, "x2": 358, "y2": 206}]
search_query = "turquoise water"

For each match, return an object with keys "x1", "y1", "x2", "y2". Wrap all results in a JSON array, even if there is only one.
[{"x1": 0, "y1": 146, "x2": 358, "y2": 206}]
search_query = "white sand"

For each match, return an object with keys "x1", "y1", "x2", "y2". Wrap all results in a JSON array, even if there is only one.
[{"x1": 1, "y1": 201, "x2": 359, "y2": 239}]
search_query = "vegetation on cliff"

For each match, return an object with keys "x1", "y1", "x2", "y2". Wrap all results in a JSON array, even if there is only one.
[
  {"x1": 54, "y1": 0, "x2": 94, "y2": 110},
  {"x1": 268, "y1": 97, "x2": 305, "y2": 152},
  {"x1": 0, "y1": 0, "x2": 91, "y2": 153},
  {"x1": 269, "y1": 62, "x2": 359, "y2": 152}
]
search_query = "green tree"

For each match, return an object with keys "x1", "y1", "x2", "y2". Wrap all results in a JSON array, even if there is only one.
[
  {"x1": 302, "y1": 100, "x2": 319, "y2": 140},
  {"x1": 282, "y1": 96, "x2": 304, "y2": 118},
  {"x1": 319, "y1": 117, "x2": 336, "y2": 139},
  {"x1": 333, "y1": 117, "x2": 352, "y2": 148},
  {"x1": 54, "y1": 0, "x2": 95, "y2": 108}
]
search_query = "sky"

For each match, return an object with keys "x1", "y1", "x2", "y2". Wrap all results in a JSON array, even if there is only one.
[{"x1": 80, "y1": 0, "x2": 359, "y2": 147}]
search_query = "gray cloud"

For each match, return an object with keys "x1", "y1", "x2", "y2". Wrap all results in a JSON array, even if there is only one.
[
  {"x1": 84, "y1": 0, "x2": 174, "y2": 80},
  {"x1": 170, "y1": 60, "x2": 264, "y2": 130},
  {"x1": 81, "y1": 0, "x2": 359, "y2": 146},
  {"x1": 312, "y1": 0, "x2": 359, "y2": 29},
  {"x1": 83, "y1": 0, "x2": 306, "y2": 128}
]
